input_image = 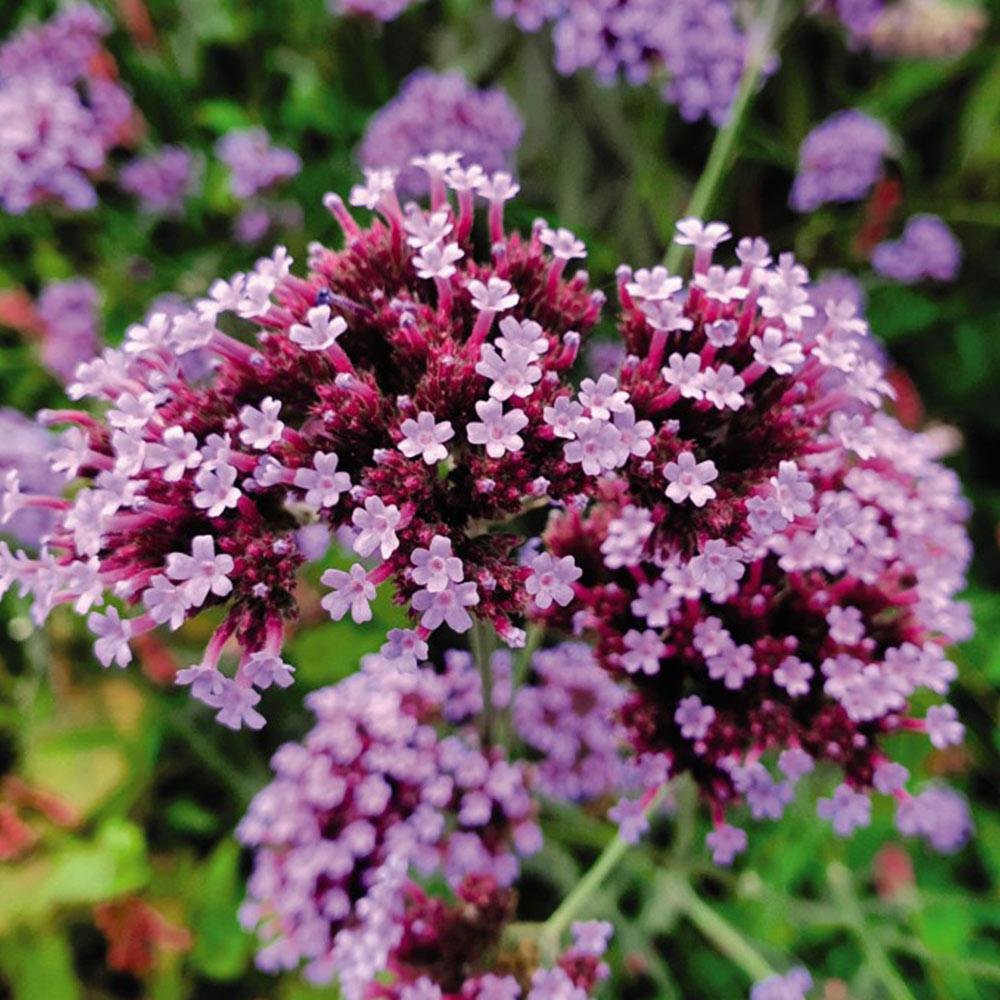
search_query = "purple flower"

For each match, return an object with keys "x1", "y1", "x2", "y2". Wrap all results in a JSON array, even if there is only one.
[
  {"x1": 216, "y1": 127, "x2": 301, "y2": 200},
  {"x1": 514, "y1": 643, "x2": 625, "y2": 801},
  {"x1": 0, "y1": 409, "x2": 63, "y2": 547},
  {"x1": 817, "y1": 784, "x2": 872, "y2": 836},
  {"x1": 790, "y1": 110, "x2": 891, "y2": 212},
  {"x1": 165, "y1": 535, "x2": 235, "y2": 606},
  {"x1": 525, "y1": 553, "x2": 581, "y2": 610},
  {"x1": 36, "y1": 279, "x2": 101, "y2": 383},
  {"x1": 360, "y1": 71, "x2": 523, "y2": 196},
  {"x1": 119, "y1": 146, "x2": 200, "y2": 213},
  {"x1": 663, "y1": 451, "x2": 718, "y2": 507},
  {"x1": 706, "y1": 824, "x2": 747, "y2": 866},
  {"x1": 750, "y1": 967, "x2": 813, "y2": 1000},
  {"x1": 675, "y1": 695, "x2": 716, "y2": 741},
  {"x1": 872, "y1": 214, "x2": 961, "y2": 283},
  {"x1": 0, "y1": 6, "x2": 134, "y2": 213},
  {"x1": 495, "y1": 0, "x2": 763, "y2": 126},
  {"x1": 399, "y1": 411, "x2": 454, "y2": 465},
  {"x1": 321, "y1": 564, "x2": 377, "y2": 623}
]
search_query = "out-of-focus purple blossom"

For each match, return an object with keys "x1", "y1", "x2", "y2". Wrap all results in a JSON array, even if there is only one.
[
  {"x1": 233, "y1": 200, "x2": 305, "y2": 244},
  {"x1": 895, "y1": 785, "x2": 972, "y2": 853},
  {"x1": 331, "y1": 0, "x2": 424, "y2": 18},
  {"x1": 37, "y1": 279, "x2": 101, "y2": 384},
  {"x1": 587, "y1": 339, "x2": 627, "y2": 378},
  {"x1": 871, "y1": 214, "x2": 961, "y2": 284},
  {"x1": 790, "y1": 110, "x2": 891, "y2": 212},
  {"x1": 0, "y1": 409, "x2": 64, "y2": 548},
  {"x1": 119, "y1": 146, "x2": 200, "y2": 213},
  {"x1": 360, "y1": 71, "x2": 523, "y2": 196},
  {"x1": 810, "y1": 272, "x2": 866, "y2": 315},
  {"x1": 0, "y1": 4, "x2": 135, "y2": 213},
  {"x1": 750, "y1": 967, "x2": 813, "y2": 1000},
  {"x1": 0, "y1": 3, "x2": 108, "y2": 84},
  {"x1": 216, "y1": 128, "x2": 301, "y2": 200},
  {"x1": 494, "y1": 0, "x2": 760, "y2": 126},
  {"x1": 819, "y1": 0, "x2": 885, "y2": 41}
]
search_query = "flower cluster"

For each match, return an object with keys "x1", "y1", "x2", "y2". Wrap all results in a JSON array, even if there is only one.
[
  {"x1": 0, "y1": 155, "x2": 605, "y2": 726},
  {"x1": 493, "y1": 0, "x2": 759, "y2": 125},
  {"x1": 360, "y1": 71, "x2": 524, "y2": 196},
  {"x1": 514, "y1": 642, "x2": 626, "y2": 801},
  {"x1": 0, "y1": 409, "x2": 63, "y2": 548},
  {"x1": 215, "y1": 127, "x2": 302, "y2": 200},
  {"x1": 0, "y1": 3, "x2": 135, "y2": 213},
  {"x1": 237, "y1": 658, "x2": 538, "y2": 995},
  {"x1": 871, "y1": 214, "x2": 961, "y2": 284},
  {"x1": 120, "y1": 145, "x2": 200, "y2": 214},
  {"x1": 539, "y1": 218, "x2": 972, "y2": 860},
  {"x1": 36, "y1": 278, "x2": 102, "y2": 383},
  {"x1": 789, "y1": 110, "x2": 891, "y2": 213}
]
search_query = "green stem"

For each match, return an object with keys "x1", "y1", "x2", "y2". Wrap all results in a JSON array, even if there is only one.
[
  {"x1": 673, "y1": 878, "x2": 776, "y2": 982},
  {"x1": 472, "y1": 617, "x2": 497, "y2": 747},
  {"x1": 540, "y1": 785, "x2": 669, "y2": 958},
  {"x1": 827, "y1": 862, "x2": 918, "y2": 1000},
  {"x1": 664, "y1": 0, "x2": 783, "y2": 272},
  {"x1": 500, "y1": 622, "x2": 544, "y2": 744}
]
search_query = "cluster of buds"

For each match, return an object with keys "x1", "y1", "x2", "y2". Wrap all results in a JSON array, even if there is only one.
[
  {"x1": 539, "y1": 218, "x2": 972, "y2": 860},
  {"x1": 1, "y1": 152, "x2": 609, "y2": 727}
]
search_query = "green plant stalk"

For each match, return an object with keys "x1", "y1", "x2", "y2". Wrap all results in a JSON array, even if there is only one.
[
  {"x1": 827, "y1": 862, "x2": 918, "y2": 1000},
  {"x1": 664, "y1": 0, "x2": 783, "y2": 272},
  {"x1": 472, "y1": 617, "x2": 498, "y2": 747},
  {"x1": 673, "y1": 879, "x2": 776, "y2": 982},
  {"x1": 540, "y1": 785, "x2": 670, "y2": 957}
]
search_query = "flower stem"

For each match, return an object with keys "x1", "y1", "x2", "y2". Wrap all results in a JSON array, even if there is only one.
[
  {"x1": 827, "y1": 861, "x2": 919, "y2": 1000},
  {"x1": 664, "y1": 0, "x2": 783, "y2": 272},
  {"x1": 472, "y1": 617, "x2": 497, "y2": 747},
  {"x1": 540, "y1": 785, "x2": 669, "y2": 959},
  {"x1": 672, "y1": 877, "x2": 776, "y2": 982}
]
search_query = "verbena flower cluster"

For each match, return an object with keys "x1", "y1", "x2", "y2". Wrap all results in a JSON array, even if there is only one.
[
  {"x1": 0, "y1": 153, "x2": 975, "y2": 996},
  {"x1": 539, "y1": 218, "x2": 972, "y2": 859},
  {"x1": 36, "y1": 278, "x2": 102, "y2": 384},
  {"x1": 493, "y1": 0, "x2": 759, "y2": 125},
  {"x1": 120, "y1": 145, "x2": 200, "y2": 214},
  {"x1": 360, "y1": 71, "x2": 524, "y2": 196},
  {"x1": 871, "y1": 214, "x2": 961, "y2": 284},
  {"x1": 0, "y1": 154, "x2": 606, "y2": 729},
  {"x1": 0, "y1": 3, "x2": 135, "y2": 213},
  {"x1": 789, "y1": 110, "x2": 891, "y2": 213},
  {"x1": 0, "y1": 410, "x2": 62, "y2": 548},
  {"x1": 215, "y1": 127, "x2": 302, "y2": 201},
  {"x1": 237, "y1": 658, "x2": 538, "y2": 991},
  {"x1": 238, "y1": 654, "x2": 616, "y2": 999}
]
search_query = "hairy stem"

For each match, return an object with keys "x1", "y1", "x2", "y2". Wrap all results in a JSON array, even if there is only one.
[{"x1": 664, "y1": 0, "x2": 783, "y2": 272}]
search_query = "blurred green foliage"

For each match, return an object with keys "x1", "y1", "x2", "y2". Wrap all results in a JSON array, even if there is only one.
[{"x1": 2, "y1": 0, "x2": 1000, "y2": 997}]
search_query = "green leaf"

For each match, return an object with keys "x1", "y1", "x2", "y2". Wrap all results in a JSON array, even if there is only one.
[
  {"x1": 190, "y1": 840, "x2": 252, "y2": 980},
  {"x1": 0, "y1": 932, "x2": 80, "y2": 1000}
]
